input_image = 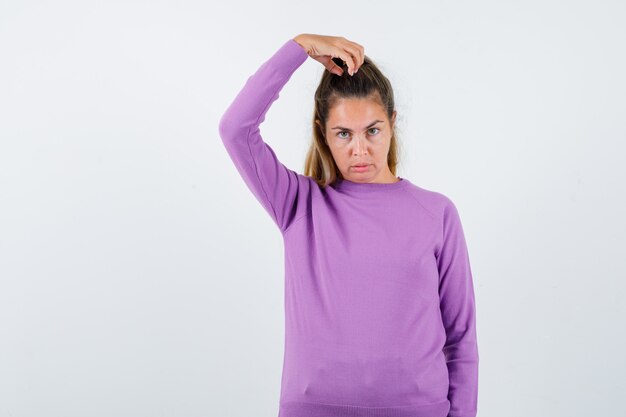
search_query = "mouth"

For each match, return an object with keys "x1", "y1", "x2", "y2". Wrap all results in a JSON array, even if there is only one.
[{"x1": 352, "y1": 164, "x2": 370, "y2": 172}]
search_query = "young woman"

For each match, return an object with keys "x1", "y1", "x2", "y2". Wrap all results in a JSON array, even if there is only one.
[{"x1": 218, "y1": 33, "x2": 479, "y2": 417}]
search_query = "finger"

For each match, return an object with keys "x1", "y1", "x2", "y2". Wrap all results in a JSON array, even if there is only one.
[
  {"x1": 346, "y1": 41, "x2": 365, "y2": 70},
  {"x1": 333, "y1": 48, "x2": 357, "y2": 76},
  {"x1": 343, "y1": 44, "x2": 362, "y2": 73},
  {"x1": 316, "y1": 55, "x2": 344, "y2": 76},
  {"x1": 337, "y1": 39, "x2": 364, "y2": 75},
  {"x1": 355, "y1": 42, "x2": 365, "y2": 67}
]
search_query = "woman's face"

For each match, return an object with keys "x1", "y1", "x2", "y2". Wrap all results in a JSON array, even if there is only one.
[{"x1": 319, "y1": 97, "x2": 397, "y2": 184}]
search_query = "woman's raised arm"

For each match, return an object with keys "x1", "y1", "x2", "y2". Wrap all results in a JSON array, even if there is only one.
[
  {"x1": 218, "y1": 35, "x2": 364, "y2": 233},
  {"x1": 218, "y1": 38, "x2": 311, "y2": 234}
]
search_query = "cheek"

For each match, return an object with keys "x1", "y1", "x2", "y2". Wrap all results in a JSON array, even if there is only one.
[
  {"x1": 328, "y1": 147, "x2": 347, "y2": 167},
  {"x1": 338, "y1": 155, "x2": 351, "y2": 167}
]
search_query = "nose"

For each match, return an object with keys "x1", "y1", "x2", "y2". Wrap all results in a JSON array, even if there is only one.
[{"x1": 352, "y1": 136, "x2": 368, "y2": 156}]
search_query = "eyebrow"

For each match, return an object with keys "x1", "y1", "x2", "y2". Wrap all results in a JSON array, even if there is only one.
[{"x1": 331, "y1": 120, "x2": 384, "y2": 131}]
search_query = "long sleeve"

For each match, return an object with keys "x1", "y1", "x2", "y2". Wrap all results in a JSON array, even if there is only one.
[
  {"x1": 218, "y1": 39, "x2": 311, "y2": 233},
  {"x1": 436, "y1": 199, "x2": 479, "y2": 417}
]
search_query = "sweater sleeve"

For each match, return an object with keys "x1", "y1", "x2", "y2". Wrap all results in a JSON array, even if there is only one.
[
  {"x1": 436, "y1": 199, "x2": 479, "y2": 417},
  {"x1": 218, "y1": 39, "x2": 311, "y2": 233}
]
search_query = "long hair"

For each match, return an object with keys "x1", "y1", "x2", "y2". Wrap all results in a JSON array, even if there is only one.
[{"x1": 303, "y1": 55, "x2": 400, "y2": 188}]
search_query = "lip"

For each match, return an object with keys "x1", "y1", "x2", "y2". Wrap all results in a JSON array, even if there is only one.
[{"x1": 352, "y1": 164, "x2": 370, "y2": 172}]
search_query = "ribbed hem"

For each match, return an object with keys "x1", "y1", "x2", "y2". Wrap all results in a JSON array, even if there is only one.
[{"x1": 278, "y1": 399, "x2": 450, "y2": 417}]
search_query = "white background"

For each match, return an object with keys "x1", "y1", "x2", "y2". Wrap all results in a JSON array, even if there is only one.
[{"x1": 1, "y1": 1, "x2": 625, "y2": 416}]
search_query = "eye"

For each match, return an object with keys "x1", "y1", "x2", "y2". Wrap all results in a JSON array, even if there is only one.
[{"x1": 337, "y1": 128, "x2": 380, "y2": 139}]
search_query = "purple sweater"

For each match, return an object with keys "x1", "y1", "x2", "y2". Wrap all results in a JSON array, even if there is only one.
[{"x1": 218, "y1": 38, "x2": 479, "y2": 417}]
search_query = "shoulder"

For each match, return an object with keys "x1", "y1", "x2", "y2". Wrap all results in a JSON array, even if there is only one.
[{"x1": 402, "y1": 180, "x2": 458, "y2": 218}]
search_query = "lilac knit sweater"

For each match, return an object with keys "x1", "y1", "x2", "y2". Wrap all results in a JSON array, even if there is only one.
[{"x1": 218, "y1": 38, "x2": 479, "y2": 417}]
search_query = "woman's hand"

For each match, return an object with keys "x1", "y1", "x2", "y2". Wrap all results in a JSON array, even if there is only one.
[{"x1": 293, "y1": 34, "x2": 365, "y2": 76}]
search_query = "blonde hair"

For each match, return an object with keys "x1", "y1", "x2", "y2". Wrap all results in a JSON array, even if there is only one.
[{"x1": 304, "y1": 56, "x2": 400, "y2": 188}]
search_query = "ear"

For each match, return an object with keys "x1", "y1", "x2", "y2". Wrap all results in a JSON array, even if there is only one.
[{"x1": 390, "y1": 111, "x2": 397, "y2": 129}]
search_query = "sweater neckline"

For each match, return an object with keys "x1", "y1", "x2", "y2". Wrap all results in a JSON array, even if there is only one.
[{"x1": 333, "y1": 176, "x2": 410, "y2": 193}]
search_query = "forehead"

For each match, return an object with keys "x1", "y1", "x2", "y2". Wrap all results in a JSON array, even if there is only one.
[{"x1": 328, "y1": 97, "x2": 386, "y2": 123}]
